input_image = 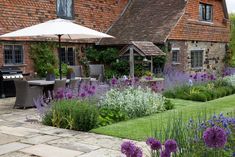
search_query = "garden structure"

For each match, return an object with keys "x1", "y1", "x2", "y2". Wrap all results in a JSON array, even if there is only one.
[{"x1": 119, "y1": 41, "x2": 165, "y2": 77}]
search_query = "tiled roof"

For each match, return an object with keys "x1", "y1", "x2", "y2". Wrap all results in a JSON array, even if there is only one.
[
  {"x1": 120, "y1": 41, "x2": 165, "y2": 57},
  {"x1": 100, "y1": 0, "x2": 186, "y2": 45}
]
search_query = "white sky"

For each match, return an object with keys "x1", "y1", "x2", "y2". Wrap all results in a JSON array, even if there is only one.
[{"x1": 226, "y1": 0, "x2": 235, "y2": 13}]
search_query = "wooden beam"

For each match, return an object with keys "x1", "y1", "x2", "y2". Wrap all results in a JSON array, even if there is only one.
[{"x1": 129, "y1": 47, "x2": 134, "y2": 78}]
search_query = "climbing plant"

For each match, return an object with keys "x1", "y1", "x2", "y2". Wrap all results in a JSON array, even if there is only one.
[{"x1": 30, "y1": 42, "x2": 58, "y2": 77}]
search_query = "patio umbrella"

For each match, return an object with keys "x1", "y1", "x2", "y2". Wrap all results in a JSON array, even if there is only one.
[{"x1": 0, "y1": 18, "x2": 114, "y2": 79}]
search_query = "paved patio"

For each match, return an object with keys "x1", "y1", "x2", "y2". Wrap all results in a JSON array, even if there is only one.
[{"x1": 0, "y1": 98, "x2": 146, "y2": 157}]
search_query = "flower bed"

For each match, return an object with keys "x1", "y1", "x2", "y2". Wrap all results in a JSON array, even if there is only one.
[
  {"x1": 36, "y1": 82, "x2": 174, "y2": 130},
  {"x1": 163, "y1": 79, "x2": 235, "y2": 102},
  {"x1": 120, "y1": 112, "x2": 235, "y2": 157}
]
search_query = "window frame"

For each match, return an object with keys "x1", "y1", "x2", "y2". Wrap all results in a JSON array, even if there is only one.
[
  {"x1": 199, "y1": 3, "x2": 213, "y2": 22},
  {"x1": 191, "y1": 50, "x2": 204, "y2": 69},
  {"x1": 60, "y1": 46, "x2": 75, "y2": 66},
  {"x1": 56, "y1": 0, "x2": 74, "y2": 20},
  {"x1": 171, "y1": 48, "x2": 180, "y2": 63},
  {"x1": 3, "y1": 44, "x2": 24, "y2": 65}
]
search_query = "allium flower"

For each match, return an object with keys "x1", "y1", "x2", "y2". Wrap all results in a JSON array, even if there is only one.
[
  {"x1": 121, "y1": 141, "x2": 136, "y2": 157},
  {"x1": 121, "y1": 141, "x2": 143, "y2": 157},
  {"x1": 132, "y1": 146, "x2": 143, "y2": 157},
  {"x1": 164, "y1": 139, "x2": 178, "y2": 153},
  {"x1": 146, "y1": 138, "x2": 161, "y2": 150},
  {"x1": 160, "y1": 150, "x2": 170, "y2": 157},
  {"x1": 203, "y1": 126, "x2": 227, "y2": 148}
]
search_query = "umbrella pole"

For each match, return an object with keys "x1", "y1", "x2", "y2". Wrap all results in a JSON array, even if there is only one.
[{"x1": 58, "y1": 35, "x2": 62, "y2": 80}]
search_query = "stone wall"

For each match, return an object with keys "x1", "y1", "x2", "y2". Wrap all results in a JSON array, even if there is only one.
[{"x1": 166, "y1": 40, "x2": 226, "y2": 73}]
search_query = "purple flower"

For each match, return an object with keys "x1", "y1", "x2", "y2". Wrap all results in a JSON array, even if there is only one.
[
  {"x1": 146, "y1": 138, "x2": 161, "y2": 150},
  {"x1": 203, "y1": 126, "x2": 227, "y2": 148},
  {"x1": 132, "y1": 146, "x2": 143, "y2": 157},
  {"x1": 160, "y1": 150, "x2": 171, "y2": 157},
  {"x1": 164, "y1": 139, "x2": 178, "y2": 153},
  {"x1": 111, "y1": 77, "x2": 118, "y2": 85},
  {"x1": 121, "y1": 141, "x2": 143, "y2": 157},
  {"x1": 80, "y1": 92, "x2": 87, "y2": 98}
]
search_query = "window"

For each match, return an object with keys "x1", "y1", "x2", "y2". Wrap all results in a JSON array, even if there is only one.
[
  {"x1": 199, "y1": 3, "x2": 213, "y2": 22},
  {"x1": 57, "y1": 0, "x2": 74, "y2": 19},
  {"x1": 172, "y1": 49, "x2": 180, "y2": 63},
  {"x1": 61, "y1": 47, "x2": 75, "y2": 65},
  {"x1": 4, "y1": 45, "x2": 23, "y2": 65},
  {"x1": 191, "y1": 50, "x2": 203, "y2": 68}
]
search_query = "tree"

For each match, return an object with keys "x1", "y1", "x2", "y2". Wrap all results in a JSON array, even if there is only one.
[{"x1": 230, "y1": 13, "x2": 235, "y2": 66}]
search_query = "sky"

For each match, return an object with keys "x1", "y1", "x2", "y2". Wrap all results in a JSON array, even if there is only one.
[{"x1": 226, "y1": 0, "x2": 235, "y2": 13}]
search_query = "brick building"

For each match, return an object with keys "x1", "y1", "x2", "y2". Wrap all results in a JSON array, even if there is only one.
[
  {"x1": 0, "y1": 0, "x2": 231, "y2": 75},
  {"x1": 101, "y1": 0, "x2": 230, "y2": 73},
  {"x1": 0, "y1": 0, "x2": 128, "y2": 74}
]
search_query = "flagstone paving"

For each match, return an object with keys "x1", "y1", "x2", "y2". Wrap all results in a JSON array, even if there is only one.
[{"x1": 0, "y1": 98, "x2": 147, "y2": 157}]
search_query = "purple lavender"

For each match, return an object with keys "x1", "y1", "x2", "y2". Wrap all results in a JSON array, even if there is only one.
[
  {"x1": 121, "y1": 141, "x2": 143, "y2": 157},
  {"x1": 203, "y1": 126, "x2": 227, "y2": 148},
  {"x1": 146, "y1": 137, "x2": 161, "y2": 150},
  {"x1": 164, "y1": 139, "x2": 178, "y2": 153}
]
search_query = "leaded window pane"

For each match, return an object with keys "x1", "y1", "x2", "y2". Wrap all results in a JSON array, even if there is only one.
[
  {"x1": 57, "y1": 0, "x2": 73, "y2": 19},
  {"x1": 191, "y1": 50, "x2": 203, "y2": 68},
  {"x1": 67, "y1": 48, "x2": 75, "y2": 65}
]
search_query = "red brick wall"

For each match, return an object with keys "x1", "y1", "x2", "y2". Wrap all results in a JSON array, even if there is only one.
[
  {"x1": 0, "y1": 0, "x2": 128, "y2": 35},
  {"x1": 0, "y1": 0, "x2": 128, "y2": 74},
  {"x1": 168, "y1": 0, "x2": 230, "y2": 42}
]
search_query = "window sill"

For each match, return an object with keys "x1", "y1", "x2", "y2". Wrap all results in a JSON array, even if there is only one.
[
  {"x1": 172, "y1": 62, "x2": 181, "y2": 65},
  {"x1": 3, "y1": 64, "x2": 27, "y2": 67},
  {"x1": 191, "y1": 67, "x2": 203, "y2": 70}
]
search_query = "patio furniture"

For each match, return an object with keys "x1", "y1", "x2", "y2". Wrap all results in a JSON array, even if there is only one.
[
  {"x1": 53, "y1": 80, "x2": 66, "y2": 92},
  {"x1": 68, "y1": 79, "x2": 80, "y2": 92},
  {"x1": 89, "y1": 64, "x2": 105, "y2": 82},
  {"x1": 14, "y1": 80, "x2": 43, "y2": 109},
  {"x1": 70, "y1": 66, "x2": 82, "y2": 77}
]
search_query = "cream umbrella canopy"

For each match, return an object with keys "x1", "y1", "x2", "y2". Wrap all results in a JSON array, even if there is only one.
[{"x1": 0, "y1": 18, "x2": 114, "y2": 79}]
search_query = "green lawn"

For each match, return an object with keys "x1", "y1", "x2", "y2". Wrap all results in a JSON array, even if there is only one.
[{"x1": 91, "y1": 94, "x2": 235, "y2": 141}]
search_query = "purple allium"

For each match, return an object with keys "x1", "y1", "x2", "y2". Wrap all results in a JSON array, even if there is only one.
[
  {"x1": 146, "y1": 138, "x2": 161, "y2": 150},
  {"x1": 132, "y1": 146, "x2": 143, "y2": 157},
  {"x1": 164, "y1": 139, "x2": 178, "y2": 153},
  {"x1": 160, "y1": 150, "x2": 171, "y2": 157},
  {"x1": 203, "y1": 126, "x2": 227, "y2": 148},
  {"x1": 80, "y1": 92, "x2": 87, "y2": 98},
  {"x1": 121, "y1": 141, "x2": 137, "y2": 157}
]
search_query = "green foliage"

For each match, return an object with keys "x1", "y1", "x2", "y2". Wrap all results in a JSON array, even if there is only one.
[
  {"x1": 72, "y1": 102, "x2": 99, "y2": 131},
  {"x1": 98, "y1": 108, "x2": 129, "y2": 127},
  {"x1": 164, "y1": 99, "x2": 174, "y2": 110},
  {"x1": 230, "y1": 13, "x2": 235, "y2": 66},
  {"x1": 163, "y1": 79, "x2": 235, "y2": 102},
  {"x1": 30, "y1": 42, "x2": 57, "y2": 77},
  {"x1": 43, "y1": 100, "x2": 99, "y2": 131},
  {"x1": 54, "y1": 63, "x2": 69, "y2": 77}
]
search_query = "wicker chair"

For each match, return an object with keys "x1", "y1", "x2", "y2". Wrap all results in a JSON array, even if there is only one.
[
  {"x1": 70, "y1": 66, "x2": 82, "y2": 77},
  {"x1": 89, "y1": 64, "x2": 105, "y2": 82},
  {"x1": 53, "y1": 80, "x2": 66, "y2": 92},
  {"x1": 14, "y1": 80, "x2": 43, "y2": 109},
  {"x1": 68, "y1": 79, "x2": 80, "y2": 92}
]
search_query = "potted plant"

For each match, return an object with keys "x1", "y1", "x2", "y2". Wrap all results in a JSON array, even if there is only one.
[
  {"x1": 66, "y1": 67, "x2": 75, "y2": 79},
  {"x1": 46, "y1": 65, "x2": 56, "y2": 81}
]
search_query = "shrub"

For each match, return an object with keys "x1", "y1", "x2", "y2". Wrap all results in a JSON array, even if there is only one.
[
  {"x1": 99, "y1": 87, "x2": 166, "y2": 118},
  {"x1": 98, "y1": 108, "x2": 129, "y2": 126},
  {"x1": 190, "y1": 93, "x2": 207, "y2": 102},
  {"x1": 164, "y1": 99, "x2": 174, "y2": 110},
  {"x1": 42, "y1": 100, "x2": 99, "y2": 131},
  {"x1": 73, "y1": 101, "x2": 99, "y2": 131}
]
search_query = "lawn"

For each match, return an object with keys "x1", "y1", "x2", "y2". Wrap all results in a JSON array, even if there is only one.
[{"x1": 91, "y1": 94, "x2": 235, "y2": 141}]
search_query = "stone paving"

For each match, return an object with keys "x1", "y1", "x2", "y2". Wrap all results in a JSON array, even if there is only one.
[{"x1": 0, "y1": 98, "x2": 146, "y2": 157}]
